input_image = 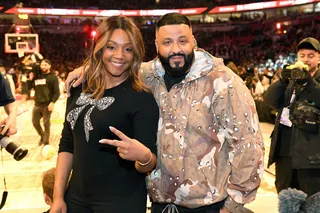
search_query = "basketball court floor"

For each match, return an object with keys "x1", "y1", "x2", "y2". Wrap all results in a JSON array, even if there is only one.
[{"x1": 0, "y1": 95, "x2": 278, "y2": 213}]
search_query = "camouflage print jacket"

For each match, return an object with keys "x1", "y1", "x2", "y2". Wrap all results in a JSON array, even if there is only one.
[{"x1": 140, "y1": 49, "x2": 265, "y2": 212}]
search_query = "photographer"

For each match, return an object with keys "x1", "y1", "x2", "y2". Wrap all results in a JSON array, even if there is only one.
[
  {"x1": 264, "y1": 37, "x2": 320, "y2": 197},
  {"x1": 28, "y1": 59, "x2": 60, "y2": 146},
  {"x1": 0, "y1": 72, "x2": 17, "y2": 136}
]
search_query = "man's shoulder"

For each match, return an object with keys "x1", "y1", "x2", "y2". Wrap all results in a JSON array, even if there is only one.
[
  {"x1": 46, "y1": 72, "x2": 59, "y2": 81},
  {"x1": 314, "y1": 69, "x2": 320, "y2": 82},
  {"x1": 139, "y1": 60, "x2": 156, "y2": 84},
  {"x1": 140, "y1": 61, "x2": 154, "y2": 73}
]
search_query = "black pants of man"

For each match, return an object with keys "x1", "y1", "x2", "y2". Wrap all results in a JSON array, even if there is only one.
[
  {"x1": 32, "y1": 104, "x2": 52, "y2": 145},
  {"x1": 275, "y1": 156, "x2": 320, "y2": 197}
]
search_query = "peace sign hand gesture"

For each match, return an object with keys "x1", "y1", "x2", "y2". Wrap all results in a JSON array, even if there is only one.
[{"x1": 99, "y1": 126, "x2": 151, "y2": 163}]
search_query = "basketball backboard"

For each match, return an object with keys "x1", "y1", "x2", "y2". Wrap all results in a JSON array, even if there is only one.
[{"x1": 5, "y1": 33, "x2": 39, "y2": 54}]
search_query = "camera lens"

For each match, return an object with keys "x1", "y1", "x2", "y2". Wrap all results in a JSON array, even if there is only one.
[
  {"x1": 291, "y1": 68, "x2": 305, "y2": 80},
  {"x1": 13, "y1": 147, "x2": 28, "y2": 161},
  {"x1": 0, "y1": 136, "x2": 28, "y2": 161}
]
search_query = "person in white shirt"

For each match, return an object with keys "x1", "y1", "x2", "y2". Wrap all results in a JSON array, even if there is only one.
[{"x1": 252, "y1": 76, "x2": 265, "y2": 99}]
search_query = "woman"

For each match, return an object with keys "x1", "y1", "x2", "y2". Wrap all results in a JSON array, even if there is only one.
[{"x1": 51, "y1": 16, "x2": 159, "y2": 213}]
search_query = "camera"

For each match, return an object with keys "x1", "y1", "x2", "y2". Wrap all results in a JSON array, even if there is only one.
[
  {"x1": 284, "y1": 61, "x2": 308, "y2": 80},
  {"x1": 0, "y1": 126, "x2": 28, "y2": 161},
  {"x1": 290, "y1": 67, "x2": 306, "y2": 80}
]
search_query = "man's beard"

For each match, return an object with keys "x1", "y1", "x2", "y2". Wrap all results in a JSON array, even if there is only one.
[
  {"x1": 158, "y1": 51, "x2": 195, "y2": 77},
  {"x1": 41, "y1": 69, "x2": 50, "y2": 73}
]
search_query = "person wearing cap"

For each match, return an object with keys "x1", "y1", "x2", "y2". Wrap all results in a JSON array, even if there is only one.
[
  {"x1": 28, "y1": 59, "x2": 60, "y2": 146},
  {"x1": 264, "y1": 37, "x2": 320, "y2": 197}
]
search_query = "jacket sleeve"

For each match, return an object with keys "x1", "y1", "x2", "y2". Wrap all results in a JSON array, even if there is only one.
[
  {"x1": 263, "y1": 80, "x2": 286, "y2": 110},
  {"x1": 213, "y1": 67, "x2": 265, "y2": 212},
  {"x1": 306, "y1": 78, "x2": 320, "y2": 108}
]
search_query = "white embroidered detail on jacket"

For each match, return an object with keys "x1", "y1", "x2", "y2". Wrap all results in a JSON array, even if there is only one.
[{"x1": 67, "y1": 93, "x2": 115, "y2": 142}]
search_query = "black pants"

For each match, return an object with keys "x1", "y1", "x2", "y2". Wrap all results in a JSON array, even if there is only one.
[
  {"x1": 275, "y1": 156, "x2": 320, "y2": 196},
  {"x1": 151, "y1": 201, "x2": 224, "y2": 213},
  {"x1": 32, "y1": 105, "x2": 52, "y2": 145},
  {"x1": 65, "y1": 189, "x2": 147, "y2": 213}
]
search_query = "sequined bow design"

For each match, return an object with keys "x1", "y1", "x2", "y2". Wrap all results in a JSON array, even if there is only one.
[{"x1": 67, "y1": 92, "x2": 115, "y2": 142}]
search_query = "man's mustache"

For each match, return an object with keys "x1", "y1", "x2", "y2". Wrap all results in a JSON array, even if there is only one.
[{"x1": 168, "y1": 53, "x2": 185, "y2": 59}]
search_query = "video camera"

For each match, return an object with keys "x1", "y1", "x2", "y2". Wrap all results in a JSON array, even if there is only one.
[
  {"x1": 283, "y1": 61, "x2": 309, "y2": 81},
  {"x1": 20, "y1": 53, "x2": 43, "y2": 78},
  {"x1": 0, "y1": 126, "x2": 28, "y2": 161}
]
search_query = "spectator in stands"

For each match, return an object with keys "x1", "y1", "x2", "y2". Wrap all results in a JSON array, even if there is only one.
[
  {"x1": 252, "y1": 76, "x2": 265, "y2": 100},
  {"x1": 51, "y1": 16, "x2": 158, "y2": 213},
  {"x1": 42, "y1": 167, "x2": 55, "y2": 213},
  {"x1": 226, "y1": 61, "x2": 239, "y2": 75},
  {"x1": 264, "y1": 37, "x2": 320, "y2": 197},
  {"x1": 66, "y1": 13, "x2": 264, "y2": 213},
  {"x1": 261, "y1": 76, "x2": 270, "y2": 91}
]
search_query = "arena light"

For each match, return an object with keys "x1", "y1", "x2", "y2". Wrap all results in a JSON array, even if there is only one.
[
  {"x1": 90, "y1": 30, "x2": 97, "y2": 38},
  {"x1": 209, "y1": 0, "x2": 320, "y2": 13},
  {"x1": 5, "y1": 7, "x2": 207, "y2": 16}
]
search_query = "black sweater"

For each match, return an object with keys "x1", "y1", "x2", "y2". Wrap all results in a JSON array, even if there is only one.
[
  {"x1": 59, "y1": 78, "x2": 159, "y2": 212},
  {"x1": 28, "y1": 71, "x2": 60, "y2": 106},
  {"x1": 0, "y1": 73, "x2": 14, "y2": 106}
]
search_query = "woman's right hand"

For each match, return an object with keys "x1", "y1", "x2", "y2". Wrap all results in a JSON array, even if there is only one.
[
  {"x1": 65, "y1": 66, "x2": 85, "y2": 97},
  {"x1": 49, "y1": 199, "x2": 67, "y2": 213}
]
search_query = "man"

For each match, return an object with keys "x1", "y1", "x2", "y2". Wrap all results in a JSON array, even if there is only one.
[
  {"x1": 0, "y1": 72, "x2": 17, "y2": 136},
  {"x1": 28, "y1": 59, "x2": 60, "y2": 146},
  {"x1": 65, "y1": 13, "x2": 264, "y2": 213},
  {"x1": 0, "y1": 64, "x2": 15, "y2": 98},
  {"x1": 264, "y1": 37, "x2": 320, "y2": 197}
]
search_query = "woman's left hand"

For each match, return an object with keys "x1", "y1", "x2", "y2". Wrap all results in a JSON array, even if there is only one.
[{"x1": 99, "y1": 126, "x2": 151, "y2": 162}]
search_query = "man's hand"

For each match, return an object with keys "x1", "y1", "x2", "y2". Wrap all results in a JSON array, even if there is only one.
[
  {"x1": 65, "y1": 66, "x2": 85, "y2": 97},
  {"x1": 281, "y1": 66, "x2": 291, "y2": 85},
  {"x1": 49, "y1": 198, "x2": 67, "y2": 213},
  {"x1": 99, "y1": 126, "x2": 151, "y2": 162},
  {"x1": 1, "y1": 102, "x2": 17, "y2": 136},
  {"x1": 47, "y1": 102, "x2": 55, "y2": 112},
  {"x1": 295, "y1": 68, "x2": 312, "y2": 85},
  {"x1": 0, "y1": 114, "x2": 17, "y2": 136}
]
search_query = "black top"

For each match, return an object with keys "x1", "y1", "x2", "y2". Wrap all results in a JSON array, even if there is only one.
[
  {"x1": 28, "y1": 71, "x2": 60, "y2": 106},
  {"x1": 59, "y1": 78, "x2": 159, "y2": 212},
  {"x1": 0, "y1": 73, "x2": 14, "y2": 106},
  {"x1": 164, "y1": 72, "x2": 187, "y2": 91}
]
